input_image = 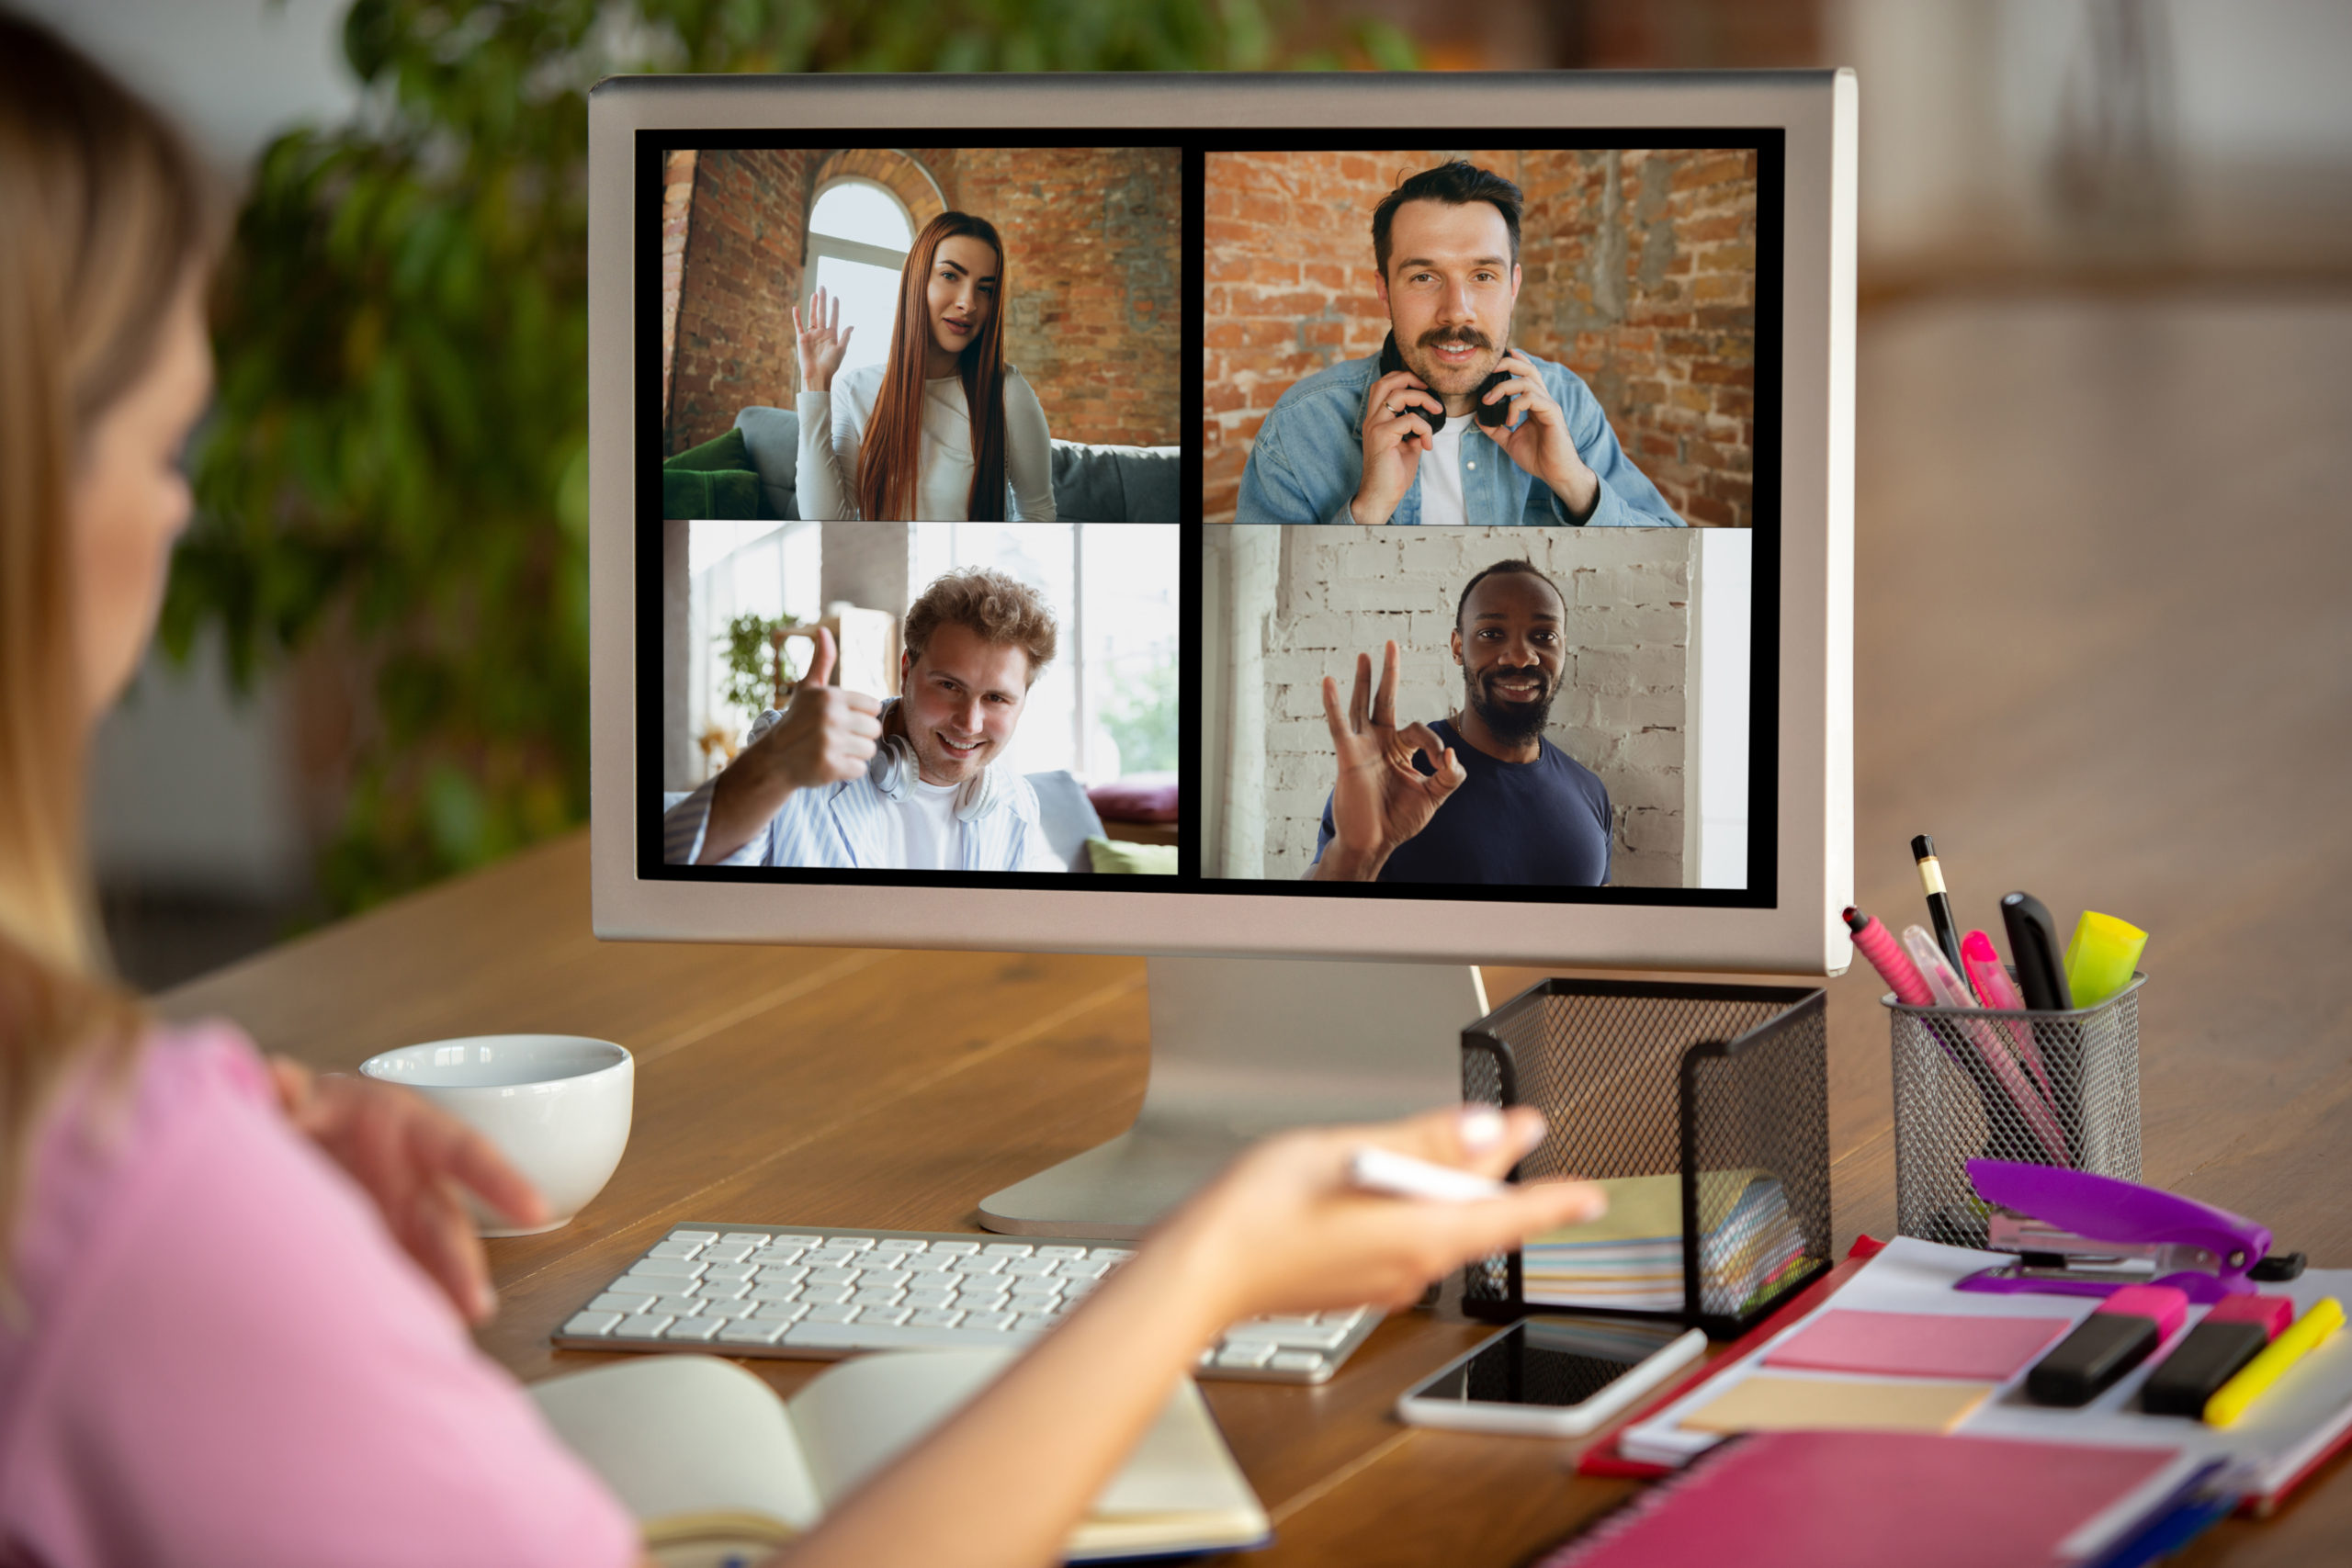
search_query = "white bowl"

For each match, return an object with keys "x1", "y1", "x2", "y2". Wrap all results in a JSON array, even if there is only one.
[{"x1": 359, "y1": 1034, "x2": 633, "y2": 1237}]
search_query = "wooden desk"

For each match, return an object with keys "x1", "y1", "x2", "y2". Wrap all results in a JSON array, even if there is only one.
[{"x1": 161, "y1": 296, "x2": 2352, "y2": 1562}]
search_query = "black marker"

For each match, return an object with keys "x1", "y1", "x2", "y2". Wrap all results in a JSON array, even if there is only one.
[
  {"x1": 1910, "y1": 835, "x2": 1970, "y2": 995},
  {"x1": 2000, "y1": 891, "x2": 2073, "y2": 1013}
]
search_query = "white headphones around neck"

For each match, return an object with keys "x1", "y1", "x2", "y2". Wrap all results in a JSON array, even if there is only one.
[{"x1": 868, "y1": 702, "x2": 1006, "y2": 823}]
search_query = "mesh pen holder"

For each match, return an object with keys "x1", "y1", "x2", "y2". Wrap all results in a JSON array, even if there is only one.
[
  {"x1": 1888, "y1": 972, "x2": 2146, "y2": 1248},
  {"x1": 1460, "y1": 978, "x2": 1832, "y2": 1339}
]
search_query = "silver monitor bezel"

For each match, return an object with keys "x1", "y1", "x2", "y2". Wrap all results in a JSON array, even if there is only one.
[{"x1": 587, "y1": 71, "x2": 1855, "y2": 974}]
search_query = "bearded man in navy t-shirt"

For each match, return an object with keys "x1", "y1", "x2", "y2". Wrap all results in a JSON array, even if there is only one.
[{"x1": 1308, "y1": 558, "x2": 1611, "y2": 886}]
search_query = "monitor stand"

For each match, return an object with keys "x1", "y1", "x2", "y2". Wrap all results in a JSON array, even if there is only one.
[{"x1": 978, "y1": 956, "x2": 1488, "y2": 1238}]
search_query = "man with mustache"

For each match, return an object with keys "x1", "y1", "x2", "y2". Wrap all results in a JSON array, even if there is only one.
[
  {"x1": 1234, "y1": 159, "x2": 1683, "y2": 528},
  {"x1": 1307, "y1": 559, "x2": 1611, "y2": 885},
  {"x1": 664, "y1": 567, "x2": 1067, "y2": 872}
]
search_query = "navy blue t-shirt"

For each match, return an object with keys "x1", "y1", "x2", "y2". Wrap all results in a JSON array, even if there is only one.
[{"x1": 1314, "y1": 717, "x2": 1611, "y2": 886}]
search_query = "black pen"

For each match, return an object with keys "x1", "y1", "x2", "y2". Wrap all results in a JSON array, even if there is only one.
[{"x1": 1911, "y1": 835, "x2": 1972, "y2": 997}]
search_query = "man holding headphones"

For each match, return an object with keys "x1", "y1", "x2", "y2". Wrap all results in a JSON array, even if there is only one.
[{"x1": 663, "y1": 567, "x2": 1064, "y2": 872}]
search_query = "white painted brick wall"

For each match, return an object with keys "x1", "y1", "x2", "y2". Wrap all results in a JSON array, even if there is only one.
[{"x1": 1251, "y1": 527, "x2": 1693, "y2": 885}]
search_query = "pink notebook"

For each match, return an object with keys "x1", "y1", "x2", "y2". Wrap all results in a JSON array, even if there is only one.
[
  {"x1": 1761, "y1": 1309, "x2": 2073, "y2": 1382},
  {"x1": 1534, "y1": 1430, "x2": 2187, "y2": 1568}
]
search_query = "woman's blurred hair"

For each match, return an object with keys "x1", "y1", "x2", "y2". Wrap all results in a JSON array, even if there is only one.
[
  {"x1": 0, "y1": 10, "x2": 215, "y2": 1288},
  {"x1": 854, "y1": 210, "x2": 1010, "y2": 521}
]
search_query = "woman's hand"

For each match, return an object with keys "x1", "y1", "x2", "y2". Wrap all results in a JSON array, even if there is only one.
[
  {"x1": 1155, "y1": 1104, "x2": 1606, "y2": 1328},
  {"x1": 268, "y1": 1056, "x2": 547, "y2": 1324},
  {"x1": 794, "y1": 286, "x2": 854, "y2": 394}
]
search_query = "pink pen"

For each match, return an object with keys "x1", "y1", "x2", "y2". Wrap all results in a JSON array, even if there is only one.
[
  {"x1": 1961, "y1": 929, "x2": 2055, "y2": 1100},
  {"x1": 1904, "y1": 925, "x2": 2070, "y2": 1164},
  {"x1": 1843, "y1": 906, "x2": 1934, "y2": 1007}
]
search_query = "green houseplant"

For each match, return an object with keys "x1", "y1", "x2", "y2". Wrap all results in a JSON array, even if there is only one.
[{"x1": 166, "y1": 0, "x2": 1401, "y2": 912}]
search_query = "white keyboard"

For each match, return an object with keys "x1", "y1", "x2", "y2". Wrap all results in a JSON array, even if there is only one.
[{"x1": 552, "y1": 1224, "x2": 1381, "y2": 1383}]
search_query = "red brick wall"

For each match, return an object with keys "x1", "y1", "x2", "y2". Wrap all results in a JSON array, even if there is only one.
[
  {"x1": 1203, "y1": 149, "x2": 1757, "y2": 525},
  {"x1": 660, "y1": 149, "x2": 697, "y2": 418},
  {"x1": 954, "y1": 146, "x2": 1182, "y2": 448},
  {"x1": 662, "y1": 146, "x2": 1180, "y2": 456},
  {"x1": 666, "y1": 148, "x2": 817, "y2": 455}
]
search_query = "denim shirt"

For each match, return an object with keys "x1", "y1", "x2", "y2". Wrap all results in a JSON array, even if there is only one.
[{"x1": 1234, "y1": 350, "x2": 1686, "y2": 527}]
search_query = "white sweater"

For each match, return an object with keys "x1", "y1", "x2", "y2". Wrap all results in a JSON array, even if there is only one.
[{"x1": 796, "y1": 362, "x2": 1056, "y2": 521}]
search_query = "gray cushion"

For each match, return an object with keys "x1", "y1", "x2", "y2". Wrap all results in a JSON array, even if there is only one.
[
  {"x1": 1025, "y1": 769, "x2": 1105, "y2": 872},
  {"x1": 731, "y1": 405, "x2": 1179, "y2": 523},
  {"x1": 732, "y1": 407, "x2": 801, "y2": 521}
]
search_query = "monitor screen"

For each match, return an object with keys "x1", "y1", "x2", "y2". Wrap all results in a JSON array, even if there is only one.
[{"x1": 591, "y1": 74, "x2": 1853, "y2": 973}]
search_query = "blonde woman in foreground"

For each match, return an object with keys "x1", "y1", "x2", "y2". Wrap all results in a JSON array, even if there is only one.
[{"x1": 0, "y1": 19, "x2": 1603, "y2": 1567}]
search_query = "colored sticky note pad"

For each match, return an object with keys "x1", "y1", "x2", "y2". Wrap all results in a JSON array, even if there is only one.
[
  {"x1": 1762, "y1": 1310, "x2": 2075, "y2": 1382},
  {"x1": 1680, "y1": 1373, "x2": 1993, "y2": 1436}
]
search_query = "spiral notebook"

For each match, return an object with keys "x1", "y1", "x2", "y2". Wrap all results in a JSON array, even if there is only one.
[{"x1": 1533, "y1": 1429, "x2": 2216, "y2": 1568}]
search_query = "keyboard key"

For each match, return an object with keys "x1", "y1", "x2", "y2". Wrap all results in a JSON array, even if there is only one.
[
  {"x1": 750, "y1": 1247, "x2": 808, "y2": 1266},
  {"x1": 719, "y1": 1232, "x2": 773, "y2": 1246},
  {"x1": 1055, "y1": 1257, "x2": 1114, "y2": 1279},
  {"x1": 589, "y1": 1292, "x2": 656, "y2": 1314},
  {"x1": 647, "y1": 1237, "x2": 705, "y2": 1260},
  {"x1": 753, "y1": 1300, "x2": 810, "y2": 1324},
  {"x1": 928, "y1": 1240, "x2": 980, "y2": 1256},
  {"x1": 856, "y1": 1269, "x2": 910, "y2": 1292},
  {"x1": 903, "y1": 1288, "x2": 957, "y2": 1312},
  {"x1": 800, "y1": 1286, "x2": 854, "y2": 1306},
  {"x1": 563, "y1": 1310, "x2": 622, "y2": 1337},
  {"x1": 803, "y1": 1303, "x2": 858, "y2": 1324},
  {"x1": 783, "y1": 1320, "x2": 1044, "y2": 1352},
  {"x1": 771, "y1": 1235, "x2": 824, "y2": 1248},
  {"x1": 875, "y1": 1238, "x2": 928, "y2": 1254},
  {"x1": 1002, "y1": 1257, "x2": 1057, "y2": 1278},
  {"x1": 1216, "y1": 1342, "x2": 1276, "y2": 1369},
  {"x1": 949, "y1": 1256, "x2": 1005, "y2": 1275},
  {"x1": 1088, "y1": 1248, "x2": 1135, "y2": 1262},
  {"x1": 615, "y1": 1314, "x2": 675, "y2": 1338},
  {"x1": 627, "y1": 1258, "x2": 705, "y2": 1280},
  {"x1": 907, "y1": 1308, "x2": 965, "y2": 1328},
  {"x1": 1060, "y1": 1279, "x2": 1096, "y2": 1302},
  {"x1": 960, "y1": 1311, "x2": 1019, "y2": 1333},
  {"x1": 1035, "y1": 1245, "x2": 1089, "y2": 1258},
  {"x1": 755, "y1": 1266, "x2": 808, "y2": 1286},
  {"x1": 851, "y1": 1288, "x2": 905, "y2": 1308},
  {"x1": 718, "y1": 1320, "x2": 789, "y2": 1347},
  {"x1": 801, "y1": 1247, "x2": 859, "y2": 1268},
  {"x1": 667, "y1": 1230, "x2": 719, "y2": 1246},
  {"x1": 702, "y1": 1299, "x2": 758, "y2": 1320},
  {"x1": 1269, "y1": 1351, "x2": 1328, "y2": 1374},
  {"x1": 902, "y1": 1254, "x2": 956, "y2": 1275},
  {"x1": 1008, "y1": 1276, "x2": 1065, "y2": 1296},
  {"x1": 854, "y1": 1304, "x2": 912, "y2": 1326},
  {"x1": 806, "y1": 1268, "x2": 860, "y2": 1287},
  {"x1": 748, "y1": 1281, "x2": 805, "y2": 1304},
  {"x1": 981, "y1": 1243, "x2": 1035, "y2": 1258},
  {"x1": 702, "y1": 1261, "x2": 758, "y2": 1282},
  {"x1": 700, "y1": 1242, "x2": 756, "y2": 1265},
  {"x1": 833, "y1": 1237, "x2": 877, "y2": 1251},
  {"x1": 1219, "y1": 1321, "x2": 1350, "y2": 1350},
  {"x1": 664, "y1": 1316, "x2": 725, "y2": 1342},
  {"x1": 695, "y1": 1281, "x2": 750, "y2": 1303},
  {"x1": 1317, "y1": 1307, "x2": 1373, "y2": 1329},
  {"x1": 956, "y1": 1291, "x2": 1010, "y2": 1314},
  {"x1": 653, "y1": 1294, "x2": 703, "y2": 1317},
  {"x1": 1014, "y1": 1313, "x2": 1058, "y2": 1334}
]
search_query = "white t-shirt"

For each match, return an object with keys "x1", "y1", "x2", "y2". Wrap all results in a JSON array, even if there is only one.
[
  {"x1": 867, "y1": 775, "x2": 1068, "y2": 873},
  {"x1": 797, "y1": 363, "x2": 1057, "y2": 521},
  {"x1": 1417, "y1": 418, "x2": 1470, "y2": 525}
]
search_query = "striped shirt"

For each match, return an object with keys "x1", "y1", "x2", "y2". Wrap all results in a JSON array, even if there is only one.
[{"x1": 664, "y1": 708, "x2": 1053, "y2": 872}]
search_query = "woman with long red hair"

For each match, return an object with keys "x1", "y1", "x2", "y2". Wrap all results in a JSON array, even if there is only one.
[{"x1": 794, "y1": 210, "x2": 1056, "y2": 521}]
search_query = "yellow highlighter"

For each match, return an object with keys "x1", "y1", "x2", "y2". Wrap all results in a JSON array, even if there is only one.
[
  {"x1": 2204, "y1": 1297, "x2": 2344, "y2": 1427},
  {"x1": 2064, "y1": 910, "x2": 2148, "y2": 1010}
]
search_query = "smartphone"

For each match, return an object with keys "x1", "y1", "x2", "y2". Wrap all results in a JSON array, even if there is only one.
[{"x1": 1396, "y1": 1316, "x2": 1708, "y2": 1438}]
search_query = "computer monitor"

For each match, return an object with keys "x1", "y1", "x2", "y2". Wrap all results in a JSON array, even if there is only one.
[{"x1": 587, "y1": 73, "x2": 1855, "y2": 1234}]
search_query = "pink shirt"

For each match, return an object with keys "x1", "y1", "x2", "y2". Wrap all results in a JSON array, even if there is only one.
[{"x1": 0, "y1": 1024, "x2": 638, "y2": 1567}]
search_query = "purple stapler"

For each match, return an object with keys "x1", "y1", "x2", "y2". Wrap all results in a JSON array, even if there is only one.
[{"x1": 1956, "y1": 1159, "x2": 2276, "y2": 1304}]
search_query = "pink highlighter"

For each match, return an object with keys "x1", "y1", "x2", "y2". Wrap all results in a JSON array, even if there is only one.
[
  {"x1": 1904, "y1": 925, "x2": 2070, "y2": 1165},
  {"x1": 1962, "y1": 929, "x2": 2056, "y2": 1100}
]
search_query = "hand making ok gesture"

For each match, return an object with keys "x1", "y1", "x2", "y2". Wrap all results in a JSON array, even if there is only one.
[
  {"x1": 1309, "y1": 639, "x2": 1466, "y2": 881},
  {"x1": 793, "y1": 285, "x2": 854, "y2": 394}
]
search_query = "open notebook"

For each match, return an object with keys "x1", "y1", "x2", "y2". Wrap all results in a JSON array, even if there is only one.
[{"x1": 530, "y1": 1349, "x2": 1271, "y2": 1566}]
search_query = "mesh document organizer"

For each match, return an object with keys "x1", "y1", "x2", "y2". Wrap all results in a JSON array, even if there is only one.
[
  {"x1": 1461, "y1": 978, "x2": 1832, "y2": 1339},
  {"x1": 1887, "y1": 973, "x2": 2144, "y2": 1249}
]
